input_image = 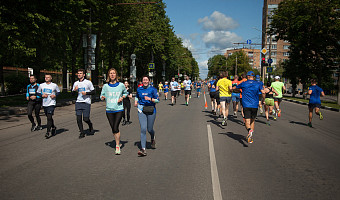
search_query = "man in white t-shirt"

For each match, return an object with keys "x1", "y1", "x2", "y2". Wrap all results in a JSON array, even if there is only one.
[
  {"x1": 170, "y1": 77, "x2": 180, "y2": 106},
  {"x1": 37, "y1": 74, "x2": 60, "y2": 138},
  {"x1": 183, "y1": 76, "x2": 192, "y2": 106},
  {"x1": 72, "y1": 69, "x2": 95, "y2": 138}
]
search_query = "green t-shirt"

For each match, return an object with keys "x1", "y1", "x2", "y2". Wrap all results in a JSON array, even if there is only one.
[{"x1": 271, "y1": 81, "x2": 284, "y2": 98}]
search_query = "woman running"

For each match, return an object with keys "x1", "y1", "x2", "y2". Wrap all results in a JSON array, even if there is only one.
[
  {"x1": 100, "y1": 68, "x2": 127, "y2": 155},
  {"x1": 163, "y1": 81, "x2": 169, "y2": 100},
  {"x1": 134, "y1": 76, "x2": 159, "y2": 156},
  {"x1": 122, "y1": 81, "x2": 132, "y2": 125},
  {"x1": 263, "y1": 81, "x2": 278, "y2": 125}
]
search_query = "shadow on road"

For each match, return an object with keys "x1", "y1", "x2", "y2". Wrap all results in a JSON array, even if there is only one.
[
  {"x1": 86, "y1": 129, "x2": 100, "y2": 136},
  {"x1": 219, "y1": 132, "x2": 248, "y2": 147},
  {"x1": 289, "y1": 120, "x2": 309, "y2": 127},
  {"x1": 105, "y1": 140, "x2": 128, "y2": 149}
]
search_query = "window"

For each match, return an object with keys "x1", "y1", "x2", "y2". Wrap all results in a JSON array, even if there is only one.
[
  {"x1": 271, "y1": 45, "x2": 277, "y2": 49},
  {"x1": 284, "y1": 45, "x2": 290, "y2": 49},
  {"x1": 283, "y1": 52, "x2": 290, "y2": 57},
  {"x1": 271, "y1": 52, "x2": 277, "y2": 56}
]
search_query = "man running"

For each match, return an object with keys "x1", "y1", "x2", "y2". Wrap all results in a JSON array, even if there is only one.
[
  {"x1": 196, "y1": 80, "x2": 202, "y2": 98},
  {"x1": 271, "y1": 76, "x2": 286, "y2": 118},
  {"x1": 183, "y1": 76, "x2": 192, "y2": 106},
  {"x1": 72, "y1": 69, "x2": 95, "y2": 139},
  {"x1": 307, "y1": 79, "x2": 325, "y2": 127},
  {"x1": 170, "y1": 77, "x2": 179, "y2": 106},
  {"x1": 37, "y1": 74, "x2": 60, "y2": 138},
  {"x1": 256, "y1": 75, "x2": 264, "y2": 115},
  {"x1": 231, "y1": 75, "x2": 241, "y2": 118},
  {"x1": 216, "y1": 72, "x2": 233, "y2": 126},
  {"x1": 208, "y1": 76, "x2": 218, "y2": 114},
  {"x1": 233, "y1": 71, "x2": 265, "y2": 143},
  {"x1": 26, "y1": 75, "x2": 42, "y2": 131}
]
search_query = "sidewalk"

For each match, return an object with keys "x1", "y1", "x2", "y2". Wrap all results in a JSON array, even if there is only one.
[{"x1": 283, "y1": 94, "x2": 339, "y2": 112}]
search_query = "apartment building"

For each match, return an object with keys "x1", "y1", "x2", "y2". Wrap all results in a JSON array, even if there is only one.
[{"x1": 224, "y1": 48, "x2": 261, "y2": 71}]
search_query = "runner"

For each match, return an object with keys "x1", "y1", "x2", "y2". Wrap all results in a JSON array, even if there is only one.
[
  {"x1": 263, "y1": 81, "x2": 278, "y2": 125},
  {"x1": 163, "y1": 81, "x2": 169, "y2": 100},
  {"x1": 196, "y1": 80, "x2": 202, "y2": 98},
  {"x1": 122, "y1": 80, "x2": 133, "y2": 126},
  {"x1": 239, "y1": 73, "x2": 247, "y2": 121},
  {"x1": 138, "y1": 81, "x2": 143, "y2": 88},
  {"x1": 170, "y1": 77, "x2": 179, "y2": 106},
  {"x1": 208, "y1": 76, "x2": 218, "y2": 114},
  {"x1": 271, "y1": 76, "x2": 286, "y2": 118},
  {"x1": 100, "y1": 68, "x2": 127, "y2": 155},
  {"x1": 216, "y1": 72, "x2": 233, "y2": 126},
  {"x1": 183, "y1": 76, "x2": 192, "y2": 106},
  {"x1": 307, "y1": 79, "x2": 325, "y2": 127},
  {"x1": 134, "y1": 76, "x2": 159, "y2": 156},
  {"x1": 180, "y1": 81, "x2": 185, "y2": 96},
  {"x1": 233, "y1": 71, "x2": 265, "y2": 143},
  {"x1": 158, "y1": 81, "x2": 163, "y2": 97},
  {"x1": 256, "y1": 75, "x2": 264, "y2": 115},
  {"x1": 37, "y1": 74, "x2": 60, "y2": 138},
  {"x1": 231, "y1": 75, "x2": 241, "y2": 118},
  {"x1": 26, "y1": 75, "x2": 42, "y2": 131},
  {"x1": 72, "y1": 69, "x2": 95, "y2": 139}
]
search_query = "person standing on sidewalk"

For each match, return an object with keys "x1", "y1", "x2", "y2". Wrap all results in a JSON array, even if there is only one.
[
  {"x1": 135, "y1": 76, "x2": 159, "y2": 156},
  {"x1": 72, "y1": 69, "x2": 95, "y2": 139},
  {"x1": 122, "y1": 80, "x2": 132, "y2": 126},
  {"x1": 216, "y1": 71, "x2": 233, "y2": 126},
  {"x1": 271, "y1": 76, "x2": 286, "y2": 118},
  {"x1": 307, "y1": 79, "x2": 325, "y2": 127},
  {"x1": 233, "y1": 71, "x2": 265, "y2": 144},
  {"x1": 100, "y1": 68, "x2": 127, "y2": 155},
  {"x1": 37, "y1": 74, "x2": 60, "y2": 138},
  {"x1": 26, "y1": 75, "x2": 42, "y2": 132}
]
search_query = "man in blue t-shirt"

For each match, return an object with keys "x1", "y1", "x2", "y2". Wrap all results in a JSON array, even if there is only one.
[
  {"x1": 233, "y1": 71, "x2": 265, "y2": 144},
  {"x1": 208, "y1": 76, "x2": 218, "y2": 114},
  {"x1": 307, "y1": 79, "x2": 325, "y2": 127}
]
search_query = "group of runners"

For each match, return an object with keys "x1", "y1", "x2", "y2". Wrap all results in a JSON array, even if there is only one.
[
  {"x1": 206, "y1": 71, "x2": 325, "y2": 143},
  {"x1": 26, "y1": 68, "x2": 325, "y2": 155}
]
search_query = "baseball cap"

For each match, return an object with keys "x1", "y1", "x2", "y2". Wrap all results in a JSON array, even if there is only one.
[
  {"x1": 275, "y1": 76, "x2": 280, "y2": 80},
  {"x1": 255, "y1": 75, "x2": 260, "y2": 81},
  {"x1": 246, "y1": 71, "x2": 255, "y2": 76},
  {"x1": 213, "y1": 76, "x2": 217, "y2": 79}
]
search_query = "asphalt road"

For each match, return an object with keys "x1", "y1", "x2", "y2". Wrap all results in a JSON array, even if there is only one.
[{"x1": 0, "y1": 91, "x2": 339, "y2": 200}]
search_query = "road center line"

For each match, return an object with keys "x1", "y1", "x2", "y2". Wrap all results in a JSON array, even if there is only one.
[{"x1": 207, "y1": 124, "x2": 223, "y2": 200}]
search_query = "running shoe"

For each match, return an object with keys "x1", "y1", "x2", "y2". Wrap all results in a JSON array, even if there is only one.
[
  {"x1": 138, "y1": 149, "x2": 147, "y2": 156},
  {"x1": 278, "y1": 109, "x2": 281, "y2": 117},
  {"x1": 45, "y1": 132, "x2": 50, "y2": 138},
  {"x1": 79, "y1": 132, "x2": 85, "y2": 139},
  {"x1": 151, "y1": 139, "x2": 156, "y2": 149},
  {"x1": 260, "y1": 107, "x2": 263, "y2": 114},
  {"x1": 266, "y1": 121, "x2": 271, "y2": 126},
  {"x1": 272, "y1": 109, "x2": 276, "y2": 115},
  {"x1": 51, "y1": 127, "x2": 57, "y2": 136},
  {"x1": 308, "y1": 122, "x2": 312, "y2": 128},
  {"x1": 115, "y1": 145, "x2": 121, "y2": 155},
  {"x1": 246, "y1": 130, "x2": 254, "y2": 143},
  {"x1": 36, "y1": 126, "x2": 43, "y2": 131},
  {"x1": 121, "y1": 119, "x2": 126, "y2": 125},
  {"x1": 31, "y1": 124, "x2": 36, "y2": 132},
  {"x1": 222, "y1": 118, "x2": 227, "y2": 126},
  {"x1": 190, "y1": 95, "x2": 191, "y2": 99},
  {"x1": 89, "y1": 123, "x2": 93, "y2": 133},
  {"x1": 319, "y1": 111, "x2": 323, "y2": 120}
]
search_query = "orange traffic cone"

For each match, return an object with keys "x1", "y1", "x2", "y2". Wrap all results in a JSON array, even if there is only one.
[{"x1": 204, "y1": 91, "x2": 208, "y2": 109}]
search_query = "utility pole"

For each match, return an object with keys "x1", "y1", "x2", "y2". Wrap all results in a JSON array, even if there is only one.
[{"x1": 235, "y1": 55, "x2": 237, "y2": 76}]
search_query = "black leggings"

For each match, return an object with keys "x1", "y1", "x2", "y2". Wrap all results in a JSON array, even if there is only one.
[
  {"x1": 76, "y1": 115, "x2": 92, "y2": 133},
  {"x1": 27, "y1": 101, "x2": 41, "y2": 126},
  {"x1": 46, "y1": 114, "x2": 55, "y2": 133},
  {"x1": 123, "y1": 99, "x2": 131, "y2": 122},
  {"x1": 106, "y1": 111, "x2": 123, "y2": 134}
]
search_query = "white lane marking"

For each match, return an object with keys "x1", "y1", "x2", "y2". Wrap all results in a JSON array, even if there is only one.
[{"x1": 207, "y1": 124, "x2": 223, "y2": 200}]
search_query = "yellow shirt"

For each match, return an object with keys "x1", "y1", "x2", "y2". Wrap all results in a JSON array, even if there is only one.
[
  {"x1": 217, "y1": 78, "x2": 232, "y2": 97},
  {"x1": 158, "y1": 84, "x2": 163, "y2": 90}
]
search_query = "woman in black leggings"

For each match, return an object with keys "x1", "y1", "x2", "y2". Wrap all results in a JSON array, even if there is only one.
[{"x1": 122, "y1": 81, "x2": 132, "y2": 125}]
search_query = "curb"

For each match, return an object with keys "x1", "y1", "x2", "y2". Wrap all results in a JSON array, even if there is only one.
[
  {"x1": 0, "y1": 97, "x2": 101, "y2": 117},
  {"x1": 282, "y1": 98, "x2": 339, "y2": 112}
]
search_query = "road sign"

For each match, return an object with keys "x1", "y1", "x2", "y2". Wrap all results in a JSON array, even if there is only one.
[
  {"x1": 246, "y1": 39, "x2": 252, "y2": 44},
  {"x1": 261, "y1": 48, "x2": 267, "y2": 55},
  {"x1": 175, "y1": 75, "x2": 178, "y2": 78},
  {"x1": 149, "y1": 63, "x2": 155, "y2": 70},
  {"x1": 267, "y1": 67, "x2": 273, "y2": 73},
  {"x1": 268, "y1": 58, "x2": 273, "y2": 64}
]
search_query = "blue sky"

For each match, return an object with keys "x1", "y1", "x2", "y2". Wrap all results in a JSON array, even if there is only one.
[{"x1": 164, "y1": 0, "x2": 264, "y2": 78}]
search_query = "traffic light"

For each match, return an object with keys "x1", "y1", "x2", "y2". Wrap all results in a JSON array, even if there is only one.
[{"x1": 261, "y1": 57, "x2": 268, "y2": 67}]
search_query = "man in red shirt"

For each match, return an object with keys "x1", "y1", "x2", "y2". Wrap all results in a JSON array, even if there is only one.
[{"x1": 231, "y1": 75, "x2": 241, "y2": 117}]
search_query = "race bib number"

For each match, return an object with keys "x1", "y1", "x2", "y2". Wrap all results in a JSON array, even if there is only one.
[
  {"x1": 43, "y1": 88, "x2": 52, "y2": 94},
  {"x1": 78, "y1": 87, "x2": 85, "y2": 93},
  {"x1": 29, "y1": 89, "x2": 36, "y2": 94}
]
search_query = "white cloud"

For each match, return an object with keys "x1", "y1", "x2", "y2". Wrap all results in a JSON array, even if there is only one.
[
  {"x1": 202, "y1": 31, "x2": 242, "y2": 49},
  {"x1": 198, "y1": 11, "x2": 239, "y2": 31},
  {"x1": 199, "y1": 60, "x2": 209, "y2": 79},
  {"x1": 182, "y1": 38, "x2": 195, "y2": 52}
]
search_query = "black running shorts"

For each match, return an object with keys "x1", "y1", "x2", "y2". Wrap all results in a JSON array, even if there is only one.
[
  {"x1": 171, "y1": 91, "x2": 177, "y2": 97},
  {"x1": 243, "y1": 107, "x2": 258, "y2": 119}
]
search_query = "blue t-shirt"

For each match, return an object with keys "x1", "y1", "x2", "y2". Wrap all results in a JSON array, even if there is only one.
[
  {"x1": 309, "y1": 85, "x2": 323, "y2": 104},
  {"x1": 236, "y1": 80, "x2": 263, "y2": 108},
  {"x1": 257, "y1": 81, "x2": 264, "y2": 95},
  {"x1": 136, "y1": 85, "x2": 159, "y2": 114},
  {"x1": 164, "y1": 84, "x2": 169, "y2": 92},
  {"x1": 209, "y1": 80, "x2": 217, "y2": 92}
]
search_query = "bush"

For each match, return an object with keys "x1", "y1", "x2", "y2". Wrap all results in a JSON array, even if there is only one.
[{"x1": 5, "y1": 72, "x2": 29, "y2": 95}]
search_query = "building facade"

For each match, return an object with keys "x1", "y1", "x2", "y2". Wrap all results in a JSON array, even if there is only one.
[
  {"x1": 262, "y1": 0, "x2": 290, "y2": 69},
  {"x1": 225, "y1": 48, "x2": 261, "y2": 71}
]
